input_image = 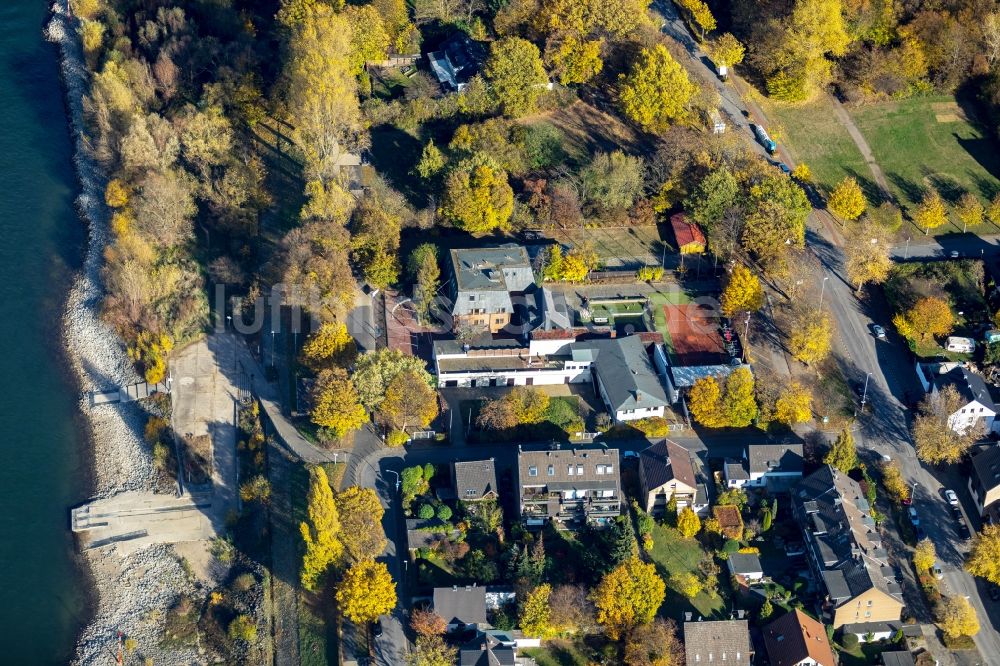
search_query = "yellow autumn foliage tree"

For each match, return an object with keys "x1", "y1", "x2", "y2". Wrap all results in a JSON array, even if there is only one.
[
  {"x1": 789, "y1": 312, "x2": 832, "y2": 365},
  {"x1": 519, "y1": 584, "x2": 555, "y2": 639},
  {"x1": 592, "y1": 557, "x2": 666, "y2": 640},
  {"x1": 300, "y1": 466, "x2": 344, "y2": 591},
  {"x1": 937, "y1": 596, "x2": 979, "y2": 638},
  {"x1": 721, "y1": 264, "x2": 764, "y2": 317},
  {"x1": 966, "y1": 523, "x2": 1000, "y2": 584},
  {"x1": 310, "y1": 368, "x2": 368, "y2": 437},
  {"x1": 913, "y1": 189, "x2": 948, "y2": 234},
  {"x1": 301, "y1": 322, "x2": 357, "y2": 371},
  {"x1": 676, "y1": 507, "x2": 701, "y2": 538},
  {"x1": 774, "y1": 382, "x2": 812, "y2": 425},
  {"x1": 336, "y1": 558, "x2": 397, "y2": 624},
  {"x1": 892, "y1": 296, "x2": 953, "y2": 343},
  {"x1": 827, "y1": 176, "x2": 866, "y2": 220},
  {"x1": 619, "y1": 45, "x2": 697, "y2": 132}
]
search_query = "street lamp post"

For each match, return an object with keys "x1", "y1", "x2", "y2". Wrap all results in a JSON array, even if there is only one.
[
  {"x1": 743, "y1": 313, "x2": 751, "y2": 362},
  {"x1": 385, "y1": 469, "x2": 401, "y2": 492},
  {"x1": 818, "y1": 276, "x2": 829, "y2": 311},
  {"x1": 860, "y1": 372, "x2": 873, "y2": 413},
  {"x1": 904, "y1": 237, "x2": 910, "y2": 260},
  {"x1": 270, "y1": 330, "x2": 276, "y2": 369}
]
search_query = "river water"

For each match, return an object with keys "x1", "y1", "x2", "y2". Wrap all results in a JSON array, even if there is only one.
[{"x1": 0, "y1": 1, "x2": 90, "y2": 661}]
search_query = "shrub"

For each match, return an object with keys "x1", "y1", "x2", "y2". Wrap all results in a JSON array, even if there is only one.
[
  {"x1": 722, "y1": 539, "x2": 740, "y2": 554},
  {"x1": 633, "y1": 417, "x2": 669, "y2": 437},
  {"x1": 637, "y1": 266, "x2": 665, "y2": 281},
  {"x1": 232, "y1": 573, "x2": 256, "y2": 593},
  {"x1": 418, "y1": 504, "x2": 435, "y2": 519},
  {"x1": 436, "y1": 505, "x2": 453, "y2": 521},
  {"x1": 386, "y1": 430, "x2": 408, "y2": 447},
  {"x1": 228, "y1": 614, "x2": 258, "y2": 642},
  {"x1": 841, "y1": 633, "x2": 859, "y2": 650}
]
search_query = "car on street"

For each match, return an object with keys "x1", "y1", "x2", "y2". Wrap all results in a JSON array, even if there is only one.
[
  {"x1": 950, "y1": 250, "x2": 960, "y2": 258},
  {"x1": 932, "y1": 562, "x2": 944, "y2": 580},
  {"x1": 908, "y1": 506, "x2": 920, "y2": 525},
  {"x1": 778, "y1": 163, "x2": 792, "y2": 174},
  {"x1": 916, "y1": 526, "x2": 926, "y2": 540},
  {"x1": 872, "y1": 324, "x2": 887, "y2": 340},
  {"x1": 990, "y1": 585, "x2": 1000, "y2": 602},
  {"x1": 623, "y1": 450, "x2": 640, "y2": 459},
  {"x1": 951, "y1": 504, "x2": 963, "y2": 520},
  {"x1": 945, "y1": 489, "x2": 959, "y2": 505},
  {"x1": 958, "y1": 521, "x2": 971, "y2": 540},
  {"x1": 372, "y1": 619, "x2": 383, "y2": 638}
]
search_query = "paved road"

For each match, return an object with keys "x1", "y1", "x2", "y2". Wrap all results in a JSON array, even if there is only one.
[{"x1": 890, "y1": 233, "x2": 1000, "y2": 261}]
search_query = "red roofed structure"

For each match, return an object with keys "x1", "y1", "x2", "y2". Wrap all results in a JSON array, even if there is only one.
[{"x1": 670, "y1": 212, "x2": 706, "y2": 255}]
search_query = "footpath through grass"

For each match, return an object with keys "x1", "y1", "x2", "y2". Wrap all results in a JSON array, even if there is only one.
[{"x1": 849, "y1": 95, "x2": 1000, "y2": 225}]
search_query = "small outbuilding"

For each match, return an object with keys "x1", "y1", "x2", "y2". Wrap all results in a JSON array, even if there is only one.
[{"x1": 670, "y1": 213, "x2": 706, "y2": 255}]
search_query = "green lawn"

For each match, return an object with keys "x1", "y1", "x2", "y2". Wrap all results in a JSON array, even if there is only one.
[
  {"x1": 646, "y1": 523, "x2": 726, "y2": 620},
  {"x1": 762, "y1": 96, "x2": 869, "y2": 195},
  {"x1": 521, "y1": 640, "x2": 595, "y2": 666},
  {"x1": 548, "y1": 225, "x2": 667, "y2": 269},
  {"x1": 849, "y1": 96, "x2": 1000, "y2": 232}
]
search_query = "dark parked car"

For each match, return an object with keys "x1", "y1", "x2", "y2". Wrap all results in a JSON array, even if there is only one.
[
  {"x1": 958, "y1": 522, "x2": 971, "y2": 540},
  {"x1": 951, "y1": 505, "x2": 963, "y2": 520},
  {"x1": 372, "y1": 620, "x2": 383, "y2": 638},
  {"x1": 916, "y1": 526, "x2": 926, "y2": 540},
  {"x1": 989, "y1": 585, "x2": 1000, "y2": 602}
]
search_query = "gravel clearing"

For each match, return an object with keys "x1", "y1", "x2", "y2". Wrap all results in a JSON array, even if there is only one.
[{"x1": 47, "y1": 4, "x2": 209, "y2": 663}]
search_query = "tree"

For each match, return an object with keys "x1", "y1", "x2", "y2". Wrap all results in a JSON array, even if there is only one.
[
  {"x1": 300, "y1": 466, "x2": 344, "y2": 591},
  {"x1": 761, "y1": 507, "x2": 773, "y2": 532},
  {"x1": 677, "y1": 0, "x2": 716, "y2": 39},
  {"x1": 549, "y1": 584, "x2": 594, "y2": 635},
  {"x1": 677, "y1": 507, "x2": 701, "y2": 538},
  {"x1": 669, "y1": 571, "x2": 703, "y2": 599},
  {"x1": 624, "y1": 618, "x2": 683, "y2": 666},
  {"x1": 477, "y1": 397, "x2": 519, "y2": 431},
  {"x1": 520, "y1": 584, "x2": 555, "y2": 638},
  {"x1": 409, "y1": 243, "x2": 440, "y2": 322},
  {"x1": 827, "y1": 177, "x2": 867, "y2": 220},
  {"x1": 845, "y1": 220, "x2": 892, "y2": 292},
  {"x1": 483, "y1": 37, "x2": 548, "y2": 118},
  {"x1": 506, "y1": 387, "x2": 551, "y2": 423},
  {"x1": 721, "y1": 264, "x2": 764, "y2": 317},
  {"x1": 913, "y1": 538, "x2": 937, "y2": 573},
  {"x1": 581, "y1": 151, "x2": 645, "y2": 213},
  {"x1": 301, "y1": 322, "x2": 357, "y2": 371},
  {"x1": 913, "y1": 386, "x2": 978, "y2": 465},
  {"x1": 716, "y1": 488, "x2": 748, "y2": 509},
  {"x1": 352, "y1": 349, "x2": 434, "y2": 412},
  {"x1": 688, "y1": 375, "x2": 727, "y2": 427},
  {"x1": 722, "y1": 366, "x2": 757, "y2": 428},
  {"x1": 893, "y1": 296, "x2": 953, "y2": 343},
  {"x1": 966, "y1": 523, "x2": 1000, "y2": 584},
  {"x1": 281, "y1": 218, "x2": 355, "y2": 323},
  {"x1": 228, "y1": 614, "x2": 258, "y2": 642},
  {"x1": 619, "y1": 45, "x2": 698, "y2": 132},
  {"x1": 380, "y1": 370, "x2": 439, "y2": 431},
  {"x1": 310, "y1": 368, "x2": 367, "y2": 437},
  {"x1": 335, "y1": 486, "x2": 388, "y2": 563},
  {"x1": 401, "y1": 465, "x2": 430, "y2": 504},
  {"x1": 440, "y1": 157, "x2": 514, "y2": 233},
  {"x1": 937, "y1": 596, "x2": 979, "y2": 638},
  {"x1": 789, "y1": 311, "x2": 832, "y2": 365},
  {"x1": 560, "y1": 244, "x2": 600, "y2": 282},
  {"x1": 240, "y1": 475, "x2": 272, "y2": 504},
  {"x1": 546, "y1": 35, "x2": 603, "y2": 85},
  {"x1": 406, "y1": 635, "x2": 457, "y2": 666},
  {"x1": 344, "y1": 5, "x2": 390, "y2": 75},
  {"x1": 913, "y1": 188, "x2": 949, "y2": 234},
  {"x1": 684, "y1": 167, "x2": 740, "y2": 230},
  {"x1": 989, "y1": 193, "x2": 1000, "y2": 227},
  {"x1": 880, "y1": 460, "x2": 910, "y2": 504},
  {"x1": 956, "y1": 192, "x2": 985, "y2": 230},
  {"x1": 774, "y1": 382, "x2": 812, "y2": 425},
  {"x1": 759, "y1": 598, "x2": 774, "y2": 620},
  {"x1": 611, "y1": 516, "x2": 638, "y2": 564},
  {"x1": 709, "y1": 33, "x2": 745, "y2": 68},
  {"x1": 778, "y1": 0, "x2": 850, "y2": 95},
  {"x1": 824, "y1": 428, "x2": 857, "y2": 473},
  {"x1": 416, "y1": 140, "x2": 446, "y2": 180},
  {"x1": 411, "y1": 608, "x2": 447, "y2": 636},
  {"x1": 592, "y1": 558, "x2": 667, "y2": 639},
  {"x1": 284, "y1": 5, "x2": 360, "y2": 181},
  {"x1": 336, "y1": 559, "x2": 397, "y2": 624}
]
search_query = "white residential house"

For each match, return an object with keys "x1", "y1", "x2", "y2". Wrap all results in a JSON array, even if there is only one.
[
  {"x1": 570, "y1": 335, "x2": 669, "y2": 423},
  {"x1": 433, "y1": 333, "x2": 593, "y2": 388},
  {"x1": 915, "y1": 363, "x2": 999, "y2": 435}
]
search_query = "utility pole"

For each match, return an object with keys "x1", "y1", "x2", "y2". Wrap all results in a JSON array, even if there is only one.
[
  {"x1": 818, "y1": 276, "x2": 829, "y2": 311},
  {"x1": 743, "y1": 313, "x2": 751, "y2": 362},
  {"x1": 904, "y1": 237, "x2": 910, "y2": 260},
  {"x1": 859, "y1": 372, "x2": 872, "y2": 414}
]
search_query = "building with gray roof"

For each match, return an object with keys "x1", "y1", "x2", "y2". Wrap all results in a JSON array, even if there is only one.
[
  {"x1": 434, "y1": 585, "x2": 488, "y2": 631},
  {"x1": 453, "y1": 459, "x2": 499, "y2": 502},
  {"x1": 639, "y1": 439, "x2": 708, "y2": 516},
  {"x1": 449, "y1": 245, "x2": 534, "y2": 334},
  {"x1": 881, "y1": 651, "x2": 917, "y2": 666},
  {"x1": 571, "y1": 335, "x2": 668, "y2": 423},
  {"x1": 459, "y1": 631, "x2": 517, "y2": 666},
  {"x1": 969, "y1": 444, "x2": 1000, "y2": 518},
  {"x1": 916, "y1": 362, "x2": 999, "y2": 435},
  {"x1": 793, "y1": 466, "x2": 904, "y2": 628},
  {"x1": 727, "y1": 552, "x2": 764, "y2": 584},
  {"x1": 517, "y1": 445, "x2": 621, "y2": 530},
  {"x1": 683, "y1": 620, "x2": 751, "y2": 666}
]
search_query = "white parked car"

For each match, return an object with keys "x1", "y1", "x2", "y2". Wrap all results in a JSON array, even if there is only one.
[{"x1": 945, "y1": 489, "x2": 959, "y2": 506}]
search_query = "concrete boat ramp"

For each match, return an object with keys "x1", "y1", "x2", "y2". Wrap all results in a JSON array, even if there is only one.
[
  {"x1": 71, "y1": 491, "x2": 215, "y2": 555},
  {"x1": 89, "y1": 379, "x2": 171, "y2": 407}
]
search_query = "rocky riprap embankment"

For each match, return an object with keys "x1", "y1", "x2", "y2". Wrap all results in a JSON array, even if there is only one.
[{"x1": 46, "y1": 4, "x2": 210, "y2": 664}]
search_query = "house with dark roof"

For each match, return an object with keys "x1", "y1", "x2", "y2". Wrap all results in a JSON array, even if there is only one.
[
  {"x1": 517, "y1": 445, "x2": 621, "y2": 530},
  {"x1": 433, "y1": 585, "x2": 489, "y2": 632},
  {"x1": 427, "y1": 32, "x2": 486, "y2": 92},
  {"x1": 725, "y1": 443, "x2": 804, "y2": 490},
  {"x1": 570, "y1": 335, "x2": 669, "y2": 423},
  {"x1": 881, "y1": 651, "x2": 917, "y2": 666},
  {"x1": 670, "y1": 212, "x2": 706, "y2": 255},
  {"x1": 453, "y1": 459, "x2": 499, "y2": 503},
  {"x1": 793, "y1": 465, "x2": 904, "y2": 628},
  {"x1": 969, "y1": 444, "x2": 1000, "y2": 518},
  {"x1": 449, "y1": 245, "x2": 534, "y2": 334},
  {"x1": 683, "y1": 620, "x2": 751, "y2": 666},
  {"x1": 639, "y1": 439, "x2": 709, "y2": 516},
  {"x1": 459, "y1": 631, "x2": 517, "y2": 666},
  {"x1": 727, "y1": 552, "x2": 764, "y2": 584},
  {"x1": 916, "y1": 362, "x2": 999, "y2": 435},
  {"x1": 762, "y1": 609, "x2": 836, "y2": 666}
]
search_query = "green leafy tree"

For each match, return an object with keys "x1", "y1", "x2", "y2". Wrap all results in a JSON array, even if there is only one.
[
  {"x1": 439, "y1": 156, "x2": 514, "y2": 233},
  {"x1": 483, "y1": 37, "x2": 548, "y2": 117},
  {"x1": 610, "y1": 515, "x2": 638, "y2": 564},
  {"x1": 352, "y1": 349, "x2": 434, "y2": 412},
  {"x1": 684, "y1": 167, "x2": 740, "y2": 230},
  {"x1": 619, "y1": 45, "x2": 697, "y2": 131},
  {"x1": 409, "y1": 243, "x2": 440, "y2": 322},
  {"x1": 520, "y1": 584, "x2": 555, "y2": 638},
  {"x1": 416, "y1": 141, "x2": 446, "y2": 180}
]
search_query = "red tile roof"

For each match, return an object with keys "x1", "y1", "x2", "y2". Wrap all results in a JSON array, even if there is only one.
[
  {"x1": 670, "y1": 212, "x2": 706, "y2": 248},
  {"x1": 763, "y1": 609, "x2": 837, "y2": 666}
]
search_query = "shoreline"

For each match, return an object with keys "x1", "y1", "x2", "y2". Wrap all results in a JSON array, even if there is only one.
[{"x1": 46, "y1": 3, "x2": 202, "y2": 664}]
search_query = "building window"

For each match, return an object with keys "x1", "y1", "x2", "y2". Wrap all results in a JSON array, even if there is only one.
[
  {"x1": 469, "y1": 295, "x2": 475, "y2": 301},
  {"x1": 567, "y1": 465, "x2": 575, "y2": 476},
  {"x1": 547, "y1": 465, "x2": 554, "y2": 476},
  {"x1": 465, "y1": 489, "x2": 476, "y2": 497},
  {"x1": 962, "y1": 408, "x2": 967, "y2": 413},
  {"x1": 528, "y1": 466, "x2": 538, "y2": 477},
  {"x1": 577, "y1": 464, "x2": 584, "y2": 476}
]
